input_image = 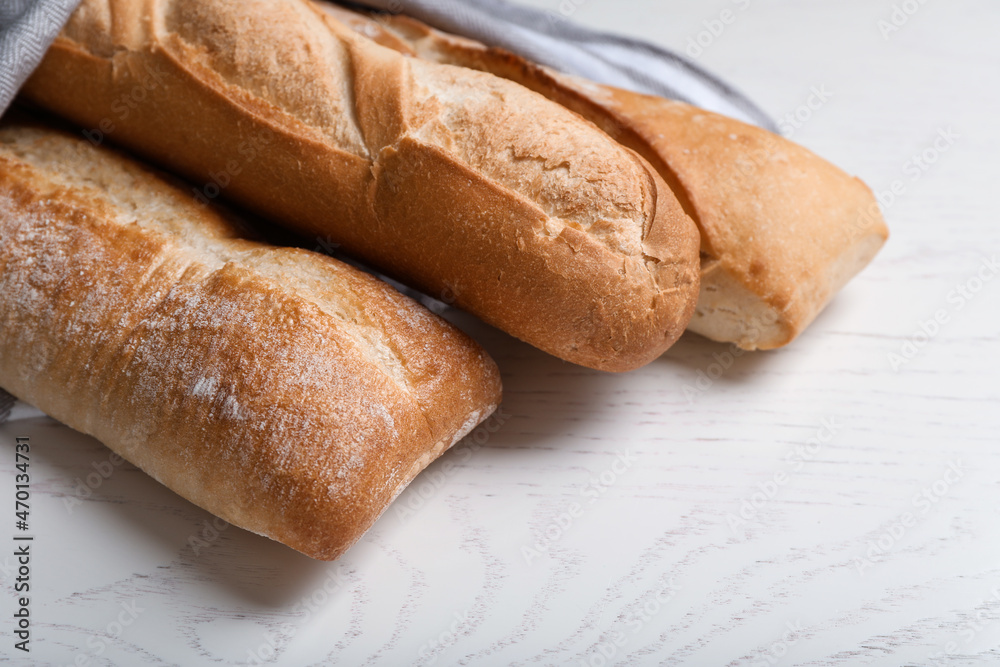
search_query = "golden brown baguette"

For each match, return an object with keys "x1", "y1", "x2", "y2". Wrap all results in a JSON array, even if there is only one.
[
  {"x1": 21, "y1": 0, "x2": 701, "y2": 372},
  {"x1": 324, "y1": 5, "x2": 889, "y2": 350},
  {"x1": 0, "y1": 113, "x2": 501, "y2": 561}
]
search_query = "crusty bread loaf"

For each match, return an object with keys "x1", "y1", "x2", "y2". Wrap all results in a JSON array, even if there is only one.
[
  {"x1": 0, "y1": 113, "x2": 501, "y2": 561},
  {"x1": 324, "y1": 4, "x2": 889, "y2": 349},
  {"x1": 21, "y1": 0, "x2": 701, "y2": 372}
]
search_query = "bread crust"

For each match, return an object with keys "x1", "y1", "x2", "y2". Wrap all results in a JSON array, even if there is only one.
[
  {"x1": 0, "y1": 115, "x2": 501, "y2": 560},
  {"x1": 327, "y1": 5, "x2": 889, "y2": 349},
  {"x1": 22, "y1": 0, "x2": 700, "y2": 372}
]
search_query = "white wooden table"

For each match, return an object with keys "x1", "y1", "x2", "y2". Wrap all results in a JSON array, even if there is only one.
[{"x1": 2, "y1": 0, "x2": 999, "y2": 664}]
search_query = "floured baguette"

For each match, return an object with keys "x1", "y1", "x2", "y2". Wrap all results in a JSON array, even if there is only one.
[
  {"x1": 0, "y1": 113, "x2": 501, "y2": 561},
  {"x1": 323, "y1": 4, "x2": 889, "y2": 349},
  {"x1": 21, "y1": 0, "x2": 701, "y2": 372}
]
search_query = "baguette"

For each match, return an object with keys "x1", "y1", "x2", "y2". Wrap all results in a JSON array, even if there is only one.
[
  {"x1": 323, "y1": 5, "x2": 889, "y2": 349},
  {"x1": 0, "y1": 113, "x2": 501, "y2": 561},
  {"x1": 21, "y1": 0, "x2": 701, "y2": 372}
]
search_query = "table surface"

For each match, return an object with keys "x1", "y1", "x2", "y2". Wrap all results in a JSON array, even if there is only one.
[{"x1": 2, "y1": 1, "x2": 999, "y2": 665}]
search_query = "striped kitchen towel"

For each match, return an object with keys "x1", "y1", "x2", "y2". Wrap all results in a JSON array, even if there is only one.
[
  {"x1": 0, "y1": 389, "x2": 44, "y2": 424},
  {"x1": 0, "y1": 0, "x2": 81, "y2": 115}
]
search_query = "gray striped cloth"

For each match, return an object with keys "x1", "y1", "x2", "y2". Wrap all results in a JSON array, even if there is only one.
[
  {"x1": 0, "y1": 0, "x2": 775, "y2": 423},
  {"x1": 0, "y1": 390, "x2": 15, "y2": 423},
  {"x1": 0, "y1": 389, "x2": 43, "y2": 423},
  {"x1": 0, "y1": 0, "x2": 80, "y2": 116}
]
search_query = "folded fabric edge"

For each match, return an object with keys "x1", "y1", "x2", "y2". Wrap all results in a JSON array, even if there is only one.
[
  {"x1": 0, "y1": 0, "x2": 84, "y2": 115},
  {"x1": 0, "y1": 389, "x2": 47, "y2": 424}
]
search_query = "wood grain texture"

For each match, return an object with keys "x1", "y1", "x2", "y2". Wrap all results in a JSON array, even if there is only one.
[{"x1": 1, "y1": 0, "x2": 999, "y2": 664}]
